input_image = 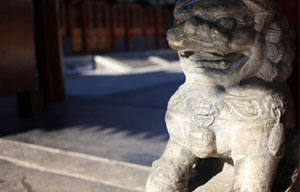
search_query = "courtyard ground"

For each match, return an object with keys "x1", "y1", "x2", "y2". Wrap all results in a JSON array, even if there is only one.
[{"x1": 0, "y1": 50, "x2": 184, "y2": 191}]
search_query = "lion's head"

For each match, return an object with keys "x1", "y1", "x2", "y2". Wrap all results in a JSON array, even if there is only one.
[{"x1": 167, "y1": 0, "x2": 294, "y2": 87}]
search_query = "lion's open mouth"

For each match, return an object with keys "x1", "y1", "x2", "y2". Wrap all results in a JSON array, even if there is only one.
[{"x1": 179, "y1": 50, "x2": 249, "y2": 73}]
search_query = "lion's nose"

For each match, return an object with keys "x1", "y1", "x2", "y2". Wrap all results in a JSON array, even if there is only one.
[
  {"x1": 166, "y1": 28, "x2": 178, "y2": 42},
  {"x1": 184, "y1": 19, "x2": 228, "y2": 44},
  {"x1": 167, "y1": 27, "x2": 186, "y2": 50},
  {"x1": 184, "y1": 20, "x2": 197, "y2": 37}
]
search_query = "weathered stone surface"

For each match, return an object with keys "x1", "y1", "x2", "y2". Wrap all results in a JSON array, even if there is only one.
[
  {"x1": 0, "y1": 160, "x2": 132, "y2": 192},
  {"x1": 146, "y1": 0, "x2": 297, "y2": 191},
  {"x1": 0, "y1": 139, "x2": 149, "y2": 192}
]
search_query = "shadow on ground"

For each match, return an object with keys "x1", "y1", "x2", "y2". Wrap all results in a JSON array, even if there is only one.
[{"x1": 0, "y1": 71, "x2": 184, "y2": 165}]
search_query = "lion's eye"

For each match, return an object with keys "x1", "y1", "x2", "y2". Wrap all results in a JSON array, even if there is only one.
[{"x1": 216, "y1": 17, "x2": 237, "y2": 31}]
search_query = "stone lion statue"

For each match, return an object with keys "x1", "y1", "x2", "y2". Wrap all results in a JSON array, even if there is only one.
[{"x1": 146, "y1": 0, "x2": 296, "y2": 191}]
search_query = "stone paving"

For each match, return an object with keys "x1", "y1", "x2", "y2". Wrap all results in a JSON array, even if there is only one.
[
  {"x1": 1, "y1": 159, "x2": 130, "y2": 192},
  {"x1": 0, "y1": 139, "x2": 149, "y2": 192},
  {"x1": 0, "y1": 139, "x2": 235, "y2": 192},
  {"x1": 2, "y1": 71, "x2": 185, "y2": 166},
  {"x1": 65, "y1": 49, "x2": 180, "y2": 75}
]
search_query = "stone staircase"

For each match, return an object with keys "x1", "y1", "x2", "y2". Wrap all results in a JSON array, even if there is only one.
[
  {"x1": 0, "y1": 139, "x2": 239, "y2": 192},
  {"x1": 94, "y1": 49, "x2": 179, "y2": 73},
  {"x1": 0, "y1": 139, "x2": 149, "y2": 192}
]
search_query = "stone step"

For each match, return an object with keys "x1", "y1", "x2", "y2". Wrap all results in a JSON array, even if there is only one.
[
  {"x1": 94, "y1": 49, "x2": 180, "y2": 73},
  {"x1": 63, "y1": 49, "x2": 180, "y2": 75},
  {"x1": 0, "y1": 139, "x2": 150, "y2": 192},
  {"x1": 0, "y1": 160, "x2": 132, "y2": 192}
]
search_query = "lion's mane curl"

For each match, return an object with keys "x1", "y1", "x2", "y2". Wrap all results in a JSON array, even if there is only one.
[{"x1": 245, "y1": 0, "x2": 295, "y2": 82}]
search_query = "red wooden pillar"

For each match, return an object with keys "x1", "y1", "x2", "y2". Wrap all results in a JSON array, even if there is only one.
[
  {"x1": 142, "y1": 6, "x2": 147, "y2": 37},
  {"x1": 47, "y1": 0, "x2": 66, "y2": 101},
  {"x1": 66, "y1": 0, "x2": 74, "y2": 50},
  {"x1": 124, "y1": 3, "x2": 131, "y2": 51},
  {"x1": 34, "y1": 0, "x2": 66, "y2": 103},
  {"x1": 65, "y1": 0, "x2": 72, "y2": 38},
  {"x1": 0, "y1": 0, "x2": 38, "y2": 117},
  {"x1": 0, "y1": 0, "x2": 36, "y2": 95},
  {"x1": 154, "y1": 7, "x2": 162, "y2": 49},
  {"x1": 109, "y1": 2, "x2": 115, "y2": 52},
  {"x1": 81, "y1": 0, "x2": 88, "y2": 54}
]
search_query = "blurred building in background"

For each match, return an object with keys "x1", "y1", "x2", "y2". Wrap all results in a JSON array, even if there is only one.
[
  {"x1": 0, "y1": 0, "x2": 298, "y2": 119},
  {"x1": 59, "y1": 0, "x2": 176, "y2": 55}
]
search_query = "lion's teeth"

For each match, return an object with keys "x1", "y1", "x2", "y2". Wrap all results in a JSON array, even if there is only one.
[
  {"x1": 189, "y1": 59, "x2": 232, "y2": 70},
  {"x1": 243, "y1": 50, "x2": 250, "y2": 57},
  {"x1": 220, "y1": 61, "x2": 226, "y2": 69},
  {"x1": 212, "y1": 63, "x2": 218, "y2": 69}
]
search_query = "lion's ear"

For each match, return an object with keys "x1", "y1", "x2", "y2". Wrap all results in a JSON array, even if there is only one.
[{"x1": 242, "y1": 0, "x2": 275, "y2": 32}]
